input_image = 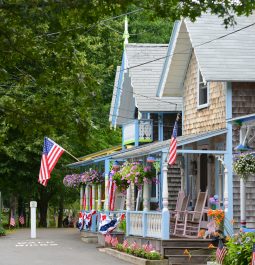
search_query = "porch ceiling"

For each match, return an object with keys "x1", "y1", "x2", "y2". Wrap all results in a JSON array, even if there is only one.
[{"x1": 112, "y1": 129, "x2": 227, "y2": 159}]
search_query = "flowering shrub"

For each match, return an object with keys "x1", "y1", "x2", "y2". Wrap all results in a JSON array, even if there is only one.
[
  {"x1": 233, "y1": 154, "x2": 255, "y2": 179},
  {"x1": 208, "y1": 209, "x2": 224, "y2": 226},
  {"x1": 224, "y1": 232, "x2": 255, "y2": 265},
  {"x1": 115, "y1": 242, "x2": 162, "y2": 260}
]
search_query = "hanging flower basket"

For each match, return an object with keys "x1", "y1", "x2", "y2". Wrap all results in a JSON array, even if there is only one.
[
  {"x1": 233, "y1": 154, "x2": 255, "y2": 180},
  {"x1": 63, "y1": 174, "x2": 81, "y2": 188},
  {"x1": 111, "y1": 170, "x2": 130, "y2": 194},
  {"x1": 87, "y1": 170, "x2": 104, "y2": 185}
]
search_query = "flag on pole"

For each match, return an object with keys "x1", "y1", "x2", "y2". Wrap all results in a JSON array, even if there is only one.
[
  {"x1": 38, "y1": 137, "x2": 64, "y2": 186},
  {"x1": 251, "y1": 243, "x2": 255, "y2": 265},
  {"x1": 19, "y1": 214, "x2": 25, "y2": 225},
  {"x1": 111, "y1": 236, "x2": 119, "y2": 247},
  {"x1": 168, "y1": 119, "x2": 178, "y2": 165},
  {"x1": 216, "y1": 240, "x2": 227, "y2": 265}
]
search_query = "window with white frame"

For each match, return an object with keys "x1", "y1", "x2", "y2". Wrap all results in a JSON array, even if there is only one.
[{"x1": 197, "y1": 70, "x2": 209, "y2": 108}]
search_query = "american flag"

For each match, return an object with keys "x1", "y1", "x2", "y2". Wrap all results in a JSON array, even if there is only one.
[
  {"x1": 143, "y1": 241, "x2": 154, "y2": 252},
  {"x1": 105, "y1": 234, "x2": 112, "y2": 244},
  {"x1": 131, "y1": 241, "x2": 138, "y2": 250},
  {"x1": 216, "y1": 240, "x2": 227, "y2": 265},
  {"x1": 111, "y1": 236, "x2": 119, "y2": 247},
  {"x1": 168, "y1": 120, "x2": 178, "y2": 165},
  {"x1": 251, "y1": 243, "x2": 255, "y2": 265},
  {"x1": 38, "y1": 137, "x2": 64, "y2": 186},
  {"x1": 19, "y1": 214, "x2": 25, "y2": 225},
  {"x1": 122, "y1": 239, "x2": 129, "y2": 248},
  {"x1": 10, "y1": 214, "x2": 15, "y2": 227}
]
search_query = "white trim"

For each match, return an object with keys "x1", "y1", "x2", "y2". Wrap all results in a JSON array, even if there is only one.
[{"x1": 197, "y1": 66, "x2": 210, "y2": 109}]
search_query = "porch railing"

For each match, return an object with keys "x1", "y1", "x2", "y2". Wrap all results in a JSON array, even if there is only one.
[{"x1": 127, "y1": 211, "x2": 162, "y2": 239}]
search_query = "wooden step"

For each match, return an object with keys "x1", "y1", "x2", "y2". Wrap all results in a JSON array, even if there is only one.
[{"x1": 168, "y1": 255, "x2": 212, "y2": 264}]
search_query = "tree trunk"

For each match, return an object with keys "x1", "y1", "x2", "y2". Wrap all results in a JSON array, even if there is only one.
[
  {"x1": 39, "y1": 202, "x2": 48, "y2": 227},
  {"x1": 58, "y1": 196, "x2": 64, "y2": 228}
]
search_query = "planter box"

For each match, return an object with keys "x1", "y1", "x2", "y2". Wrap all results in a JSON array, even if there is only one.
[
  {"x1": 97, "y1": 231, "x2": 125, "y2": 247},
  {"x1": 99, "y1": 248, "x2": 167, "y2": 265}
]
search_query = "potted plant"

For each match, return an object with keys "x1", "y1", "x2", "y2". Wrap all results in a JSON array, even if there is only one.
[{"x1": 233, "y1": 153, "x2": 255, "y2": 180}]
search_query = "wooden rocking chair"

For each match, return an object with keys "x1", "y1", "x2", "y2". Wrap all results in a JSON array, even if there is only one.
[
  {"x1": 170, "y1": 191, "x2": 190, "y2": 234},
  {"x1": 174, "y1": 189, "x2": 208, "y2": 238}
]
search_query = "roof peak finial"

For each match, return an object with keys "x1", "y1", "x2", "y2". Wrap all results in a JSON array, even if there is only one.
[{"x1": 123, "y1": 15, "x2": 129, "y2": 46}]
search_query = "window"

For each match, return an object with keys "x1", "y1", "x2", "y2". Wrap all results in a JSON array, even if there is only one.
[{"x1": 197, "y1": 70, "x2": 209, "y2": 108}]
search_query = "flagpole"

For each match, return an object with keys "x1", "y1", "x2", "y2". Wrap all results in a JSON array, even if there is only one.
[{"x1": 63, "y1": 148, "x2": 80, "y2": 162}]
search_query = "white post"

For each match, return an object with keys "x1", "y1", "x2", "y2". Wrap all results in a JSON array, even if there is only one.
[
  {"x1": 143, "y1": 183, "x2": 150, "y2": 211},
  {"x1": 98, "y1": 184, "x2": 102, "y2": 211},
  {"x1": 240, "y1": 178, "x2": 246, "y2": 228},
  {"x1": 92, "y1": 184, "x2": 96, "y2": 210},
  {"x1": 30, "y1": 201, "x2": 37, "y2": 239},
  {"x1": 126, "y1": 186, "x2": 131, "y2": 211},
  {"x1": 85, "y1": 185, "x2": 89, "y2": 211},
  {"x1": 80, "y1": 185, "x2": 84, "y2": 210},
  {"x1": 104, "y1": 175, "x2": 109, "y2": 211},
  {"x1": 224, "y1": 167, "x2": 228, "y2": 215},
  {"x1": 161, "y1": 160, "x2": 170, "y2": 239}
]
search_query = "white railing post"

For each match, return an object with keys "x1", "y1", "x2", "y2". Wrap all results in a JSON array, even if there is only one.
[
  {"x1": 85, "y1": 185, "x2": 89, "y2": 211},
  {"x1": 92, "y1": 184, "x2": 96, "y2": 210},
  {"x1": 126, "y1": 186, "x2": 132, "y2": 236},
  {"x1": 143, "y1": 183, "x2": 150, "y2": 211},
  {"x1": 240, "y1": 178, "x2": 246, "y2": 228},
  {"x1": 80, "y1": 185, "x2": 84, "y2": 210},
  {"x1": 98, "y1": 184, "x2": 102, "y2": 211},
  {"x1": 161, "y1": 160, "x2": 170, "y2": 240}
]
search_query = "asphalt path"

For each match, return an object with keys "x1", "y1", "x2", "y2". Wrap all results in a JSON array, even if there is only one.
[{"x1": 0, "y1": 228, "x2": 131, "y2": 265}]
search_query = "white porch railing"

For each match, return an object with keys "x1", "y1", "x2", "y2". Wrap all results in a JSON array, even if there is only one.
[
  {"x1": 146, "y1": 212, "x2": 162, "y2": 238},
  {"x1": 129, "y1": 211, "x2": 143, "y2": 235},
  {"x1": 127, "y1": 211, "x2": 162, "y2": 239}
]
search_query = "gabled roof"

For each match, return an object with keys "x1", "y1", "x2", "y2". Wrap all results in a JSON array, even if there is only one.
[
  {"x1": 158, "y1": 14, "x2": 255, "y2": 97},
  {"x1": 126, "y1": 44, "x2": 182, "y2": 112},
  {"x1": 109, "y1": 66, "x2": 120, "y2": 123}
]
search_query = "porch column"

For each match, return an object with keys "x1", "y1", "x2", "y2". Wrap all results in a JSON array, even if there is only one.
[
  {"x1": 240, "y1": 179, "x2": 246, "y2": 228},
  {"x1": 97, "y1": 184, "x2": 102, "y2": 211},
  {"x1": 104, "y1": 159, "x2": 110, "y2": 211},
  {"x1": 92, "y1": 184, "x2": 96, "y2": 210},
  {"x1": 85, "y1": 185, "x2": 89, "y2": 211},
  {"x1": 223, "y1": 166, "x2": 228, "y2": 215},
  {"x1": 161, "y1": 152, "x2": 170, "y2": 240},
  {"x1": 80, "y1": 185, "x2": 84, "y2": 210},
  {"x1": 143, "y1": 183, "x2": 150, "y2": 211},
  {"x1": 126, "y1": 186, "x2": 132, "y2": 236}
]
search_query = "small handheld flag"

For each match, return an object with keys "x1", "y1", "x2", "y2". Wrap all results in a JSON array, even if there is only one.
[
  {"x1": 38, "y1": 137, "x2": 64, "y2": 186},
  {"x1": 216, "y1": 240, "x2": 227, "y2": 265},
  {"x1": 19, "y1": 214, "x2": 25, "y2": 225},
  {"x1": 10, "y1": 211, "x2": 15, "y2": 227}
]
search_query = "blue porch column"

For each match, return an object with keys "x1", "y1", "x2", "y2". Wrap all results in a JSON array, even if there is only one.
[
  {"x1": 225, "y1": 81, "x2": 233, "y2": 234},
  {"x1": 161, "y1": 152, "x2": 170, "y2": 239}
]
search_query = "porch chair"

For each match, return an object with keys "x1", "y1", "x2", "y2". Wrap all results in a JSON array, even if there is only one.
[
  {"x1": 173, "y1": 189, "x2": 208, "y2": 238},
  {"x1": 170, "y1": 191, "x2": 190, "y2": 233}
]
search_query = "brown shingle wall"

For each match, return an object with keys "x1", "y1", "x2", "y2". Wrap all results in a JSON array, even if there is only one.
[{"x1": 183, "y1": 53, "x2": 226, "y2": 136}]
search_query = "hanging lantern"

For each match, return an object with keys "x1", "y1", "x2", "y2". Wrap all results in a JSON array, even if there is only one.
[
  {"x1": 147, "y1": 156, "x2": 155, "y2": 163},
  {"x1": 112, "y1": 161, "x2": 120, "y2": 170}
]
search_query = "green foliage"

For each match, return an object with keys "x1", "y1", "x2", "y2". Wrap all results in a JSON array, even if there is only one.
[
  {"x1": 224, "y1": 232, "x2": 255, "y2": 265},
  {"x1": 118, "y1": 219, "x2": 126, "y2": 232},
  {"x1": 233, "y1": 154, "x2": 255, "y2": 179},
  {"x1": 0, "y1": 226, "x2": 6, "y2": 236}
]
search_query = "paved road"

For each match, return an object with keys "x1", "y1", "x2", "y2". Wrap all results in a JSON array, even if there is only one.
[{"x1": 0, "y1": 228, "x2": 131, "y2": 265}]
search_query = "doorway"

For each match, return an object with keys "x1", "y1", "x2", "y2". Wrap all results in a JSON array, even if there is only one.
[{"x1": 200, "y1": 154, "x2": 208, "y2": 192}]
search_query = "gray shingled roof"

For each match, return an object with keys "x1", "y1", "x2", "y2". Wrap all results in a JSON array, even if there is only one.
[
  {"x1": 186, "y1": 13, "x2": 255, "y2": 82},
  {"x1": 158, "y1": 14, "x2": 255, "y2": 97},
  {"x1": 126, "y1": 44, "x2": 182, "y2": 112}
]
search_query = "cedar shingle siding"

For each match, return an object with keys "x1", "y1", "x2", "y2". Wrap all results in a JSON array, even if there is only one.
[{"x1": 182, "y1": 53, "x2": 226, "y2": 136}]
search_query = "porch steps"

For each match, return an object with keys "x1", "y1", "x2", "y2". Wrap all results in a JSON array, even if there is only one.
[
  {"x1": 167, "y1": 161, "x2": 182, "y2": 211},
  {"x1": 162, "y1": 238, "x2": 215, "y2": 265}
]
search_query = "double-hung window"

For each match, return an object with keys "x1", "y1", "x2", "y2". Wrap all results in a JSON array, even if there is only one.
[{"x1": 197, "y1": 69, "x2": 209, "y2": 109}]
